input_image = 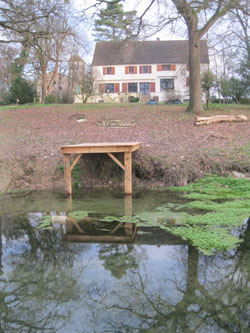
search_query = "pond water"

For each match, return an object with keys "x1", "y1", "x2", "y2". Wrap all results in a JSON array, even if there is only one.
[{"x1": 0, "y1": 190, "x2": 250, "y2": 332}]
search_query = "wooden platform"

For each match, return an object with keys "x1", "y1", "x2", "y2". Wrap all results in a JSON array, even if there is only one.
[{"x1": 61, "y1": 142, "x2": 141, "y2": 195}]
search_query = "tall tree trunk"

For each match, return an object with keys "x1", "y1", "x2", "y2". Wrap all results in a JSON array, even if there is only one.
[
  {"x1": 41, "y1": 65, "x2": 48, "y2": 102},
  {"x1": 186, "y1": 25, "x2": 204, "y2": 114}
]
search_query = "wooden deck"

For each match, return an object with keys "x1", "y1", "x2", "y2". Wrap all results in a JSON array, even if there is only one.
[{"x1": 61, "y1": 142, "x2": 141, "y2": 195}]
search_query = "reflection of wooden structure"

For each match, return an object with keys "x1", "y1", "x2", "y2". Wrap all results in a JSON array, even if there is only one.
[
  {"x1": 63, "y1": 196, "x2": 137, "y2": 243},
  {"x1": 61, "y1": 142, "x2": 141, "y2": 196},
  {"x1": 63, "y1": 221, "x2": 137, "y2": 243}
]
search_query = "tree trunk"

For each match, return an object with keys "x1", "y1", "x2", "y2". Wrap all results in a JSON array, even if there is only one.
[
  {"x1": 195, "y1": 114, "x2": 248, "y2": 126},
  {"x1": 41, "y1": 65, "x2": 48, "y2": 102},
  {"x1": 186, "y1": 25, "x2": 204, "y2": 115}
]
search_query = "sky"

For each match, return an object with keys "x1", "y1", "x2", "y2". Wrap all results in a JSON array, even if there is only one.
[{"x1": 73, "y1": 0, "x2": 186, "y2": 63}]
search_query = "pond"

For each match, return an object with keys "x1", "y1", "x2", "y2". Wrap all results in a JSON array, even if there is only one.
[{"x1": 0, "y1": 189, "x2": 250, "y2": 332}]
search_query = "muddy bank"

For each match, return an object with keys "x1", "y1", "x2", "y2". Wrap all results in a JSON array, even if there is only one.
[
  {"x1": 0, "y1": 104, "x2": 249, "y2": 193},
  {"x1": 1, "y1": 149, "x2": 249, "y2": 193}
]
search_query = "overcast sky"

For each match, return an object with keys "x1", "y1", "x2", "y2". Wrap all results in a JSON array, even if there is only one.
[{"x1": 73, "y1": 0, "x2": 187, "y2": 62}]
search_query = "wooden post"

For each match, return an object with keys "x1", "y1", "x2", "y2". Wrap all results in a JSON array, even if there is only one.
[
  {"x1": 63, "y1": 154, "x2": 72, "y2": 195},
  {"x1": 124, "y1": 152, "x2": 132, "y2": 195}
]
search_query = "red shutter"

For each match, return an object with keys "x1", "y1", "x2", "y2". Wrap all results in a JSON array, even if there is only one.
[
  {"x1": 171, "y1": 64, "x2": 176, "y2": 71},
  {"x1": 134, "y1": 66, "x2": 137, "y2": 74},
  {"x1": 149, "y1": 66, "x2": 152, "y2": 73},
  {"x1": 139, "y1": 66, "x2": 142, "y2": 73},
  {"x1": 99, "y1": 84, "x2": 104, "y2": 93},
  {"x1": 186, "y1": 77, "x2": 189, "y2": 87},
  {"x1": 103, "y1": 67, "x2": 107, "y2": 75},
  {"x1": 125, "y1": 66, "x2": 129, "y2": 74},
  {"x1": 112, "y1": 67, "x2": 115, "y2": 75},
  {"x1": 157, "y1": 65, "x2": 162, "y2": 71},
  {"x1": 114, "y1": 83, "x2": 119, "y2": 93},
  {"x1": 150, "y1": 82, "x2": 155, "y2": 92},
  {"x1": 122, "y1": 83, "x2": 128, "y2": 93}
]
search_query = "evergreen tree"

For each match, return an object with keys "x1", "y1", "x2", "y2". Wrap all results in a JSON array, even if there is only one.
[
  {"x1": 93, "y1": 1, "x2": 137, "y2": 41},
  {"x1": 7, "y1": 77, "x2": 35, "y2": 104}
]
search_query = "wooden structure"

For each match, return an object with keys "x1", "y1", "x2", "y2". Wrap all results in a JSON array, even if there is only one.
[{"x1": 61, "y1": 142, "x2": 141, "y2": 195}]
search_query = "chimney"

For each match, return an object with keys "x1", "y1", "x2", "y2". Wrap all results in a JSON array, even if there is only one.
[{"x1": 156, "y1": 38, "x2": 160, "y2": 41}]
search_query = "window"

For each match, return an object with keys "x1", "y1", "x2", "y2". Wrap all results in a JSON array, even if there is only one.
[
  {"x1": 142, "y1": 66, "x2": 150, "y2": 73},
  {"x1": 106, "y1": 67, "x2": 113, "y2": 75},
  {"x1": 162, "y1": 65, "x2": 171, "y2": 71},
  {"x1": 103, "y1": 67, "x2": 115, "y2": 75},
  {"x1": 104, "y1": 83, "x2": 114, "y2": 93},
  {"x1": 157, "y1": 64, "x2": 176, "y2": 71},
  {"x1": 128, "y1": 82, "x2": 138, "y2": 93},
  {"x1": 160, "y1": 79, "x2": 175, "y2": 91},
  {"x1": 125, "y1": 66, "x2": 137, "y2": 74},
  {"x1": 129, "y1": 66, "x2": 135, "y2": 74}
]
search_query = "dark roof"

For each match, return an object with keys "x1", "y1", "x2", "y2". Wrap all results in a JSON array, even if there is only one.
[
  {"x1": 69, "y1": 54, "x2": 85, "y2": 63},
  {"x1": 92, "y1": 40, "x2": 209, "y2": 66}
]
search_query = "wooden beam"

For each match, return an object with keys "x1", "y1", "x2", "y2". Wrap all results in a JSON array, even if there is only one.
[
  {"x1": 70, "y1": 153, "x2": 83, "y2": 172},
  {"x1": 63, "y1": 154, "x2": 72, "y2": 195},
  {"x1": 63, "y1": 235, "x2": 135, "y2": 243},
  {"x1": 124, "y1": 152, "x2": 132, "y2": 195},
  {"x1": 107, "y1": 153, "x2": 125, "y2": 171},
  {"x1": 111, "y1": 221, "x2": 124, "y2": 235}
]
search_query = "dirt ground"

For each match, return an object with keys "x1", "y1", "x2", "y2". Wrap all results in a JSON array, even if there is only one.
[{"x1": 0, "y1": 103, "x2": 249, "y2": 192}]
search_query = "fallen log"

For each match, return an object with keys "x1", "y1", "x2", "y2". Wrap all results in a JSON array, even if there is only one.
[{"x1": 195, "y1": 115, "x2": 248, "y2": 126}]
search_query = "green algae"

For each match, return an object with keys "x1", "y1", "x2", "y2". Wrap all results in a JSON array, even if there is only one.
[
  {"x1": 165, "y1": 175, "x2": 250, "y2": 254},
  {"x1": 98, "y1": 176, "x2": 250, "y2": 255},
  {"x1": 37, "y1": 215, "x2": 53, "y2": 230}
]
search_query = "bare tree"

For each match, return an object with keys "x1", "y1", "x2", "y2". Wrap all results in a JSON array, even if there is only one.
[
  {"x1": 26, "y1": 1, "x2": 76, "y2": 101},
  {"x1": 0, "y1": 0, "x2": 61, "y2": 43}
]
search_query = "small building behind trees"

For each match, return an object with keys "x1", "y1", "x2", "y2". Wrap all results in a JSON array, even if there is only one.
[{"x1": 36, "y1": 55, "x2": 85, "y2": 102}]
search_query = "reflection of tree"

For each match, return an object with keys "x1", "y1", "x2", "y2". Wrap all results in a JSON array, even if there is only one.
[
  {"x1": 0, "y1": 215, "x2": 80, "y2": 332},
  {"x1": 98, "y1": 244, "x2": 139, "y2": 279},
  {"x1": 0, "y1": 218, "x2": 2, "y2": 274},
  {"x1": 92, "y1": 244, "x2": 250, "y2": 332}
]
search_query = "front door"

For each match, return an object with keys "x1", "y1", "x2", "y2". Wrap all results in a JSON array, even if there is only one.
[{"x1": 140, "y1": 82, "x2": 150, "y2": 95}]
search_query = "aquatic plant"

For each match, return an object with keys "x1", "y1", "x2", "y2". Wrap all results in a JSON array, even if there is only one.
[{"x1": 37, "y1": 215, "x2": 53, "y2": 230}]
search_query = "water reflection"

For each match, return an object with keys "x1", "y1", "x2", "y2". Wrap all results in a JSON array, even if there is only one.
[{"x1": 0, "y1": 191, "x2": 249, "y2": 332}]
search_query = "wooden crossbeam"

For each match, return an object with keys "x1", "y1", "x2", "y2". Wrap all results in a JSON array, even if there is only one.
[
  {"x1": 107, "y1": 153, "x2": 125, "y2": 171},
  {"x1": 70, "y1": 153, "x2": 83, "y2": 172}
]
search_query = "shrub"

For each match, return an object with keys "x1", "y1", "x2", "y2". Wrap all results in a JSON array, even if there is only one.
[
  {"x1": 129, "y1": 96, "x2": 139, "y2": 103},
  {"x1": 240, "y1": 97, "x2": 250, "y2": 105},
  {"x1": 44, "y1": 93, "x2": 58, "y2": 104},
  {"x1": 60, "y1": 91, "x2": 74, "y2": 104}
]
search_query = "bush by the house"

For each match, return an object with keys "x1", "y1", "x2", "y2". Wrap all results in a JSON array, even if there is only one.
[{"x1": 44, "y1": 93, "x2": 58, "y2": 104}]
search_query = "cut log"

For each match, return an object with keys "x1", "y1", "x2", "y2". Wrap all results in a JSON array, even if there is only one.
[{"x1": 195, "y1": 115, "x2": 248, "y2": 126}]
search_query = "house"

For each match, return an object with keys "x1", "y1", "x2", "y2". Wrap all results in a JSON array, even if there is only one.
[
  {"x1": 37, "y1": 55, "x2": 85, "y2": 102},
  {"x1": 74, "y1": 40, "x2": 209, "y2": 103}
]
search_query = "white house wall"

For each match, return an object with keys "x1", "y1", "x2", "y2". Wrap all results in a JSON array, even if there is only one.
[{"x1": 74, "y1": 63, "x2": 209, "y2": 103}]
